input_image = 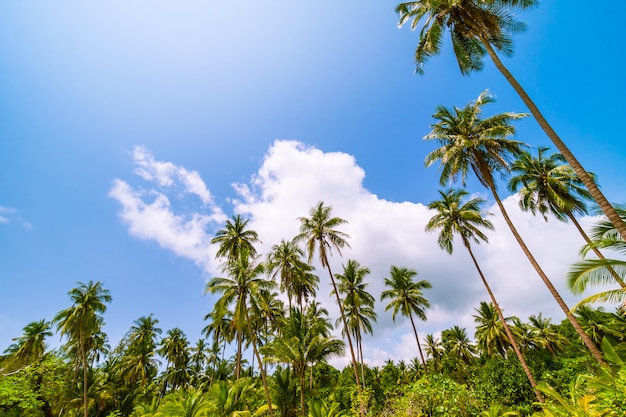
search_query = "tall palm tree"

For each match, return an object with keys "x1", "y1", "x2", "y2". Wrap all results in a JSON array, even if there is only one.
[
  {"x1": 424, "y1": 334, "x2": 444, "y2": 372},
  {"x1": 119, "y1": 315, "x2": 161, "y2": 388},
  {"x1": 206, "y1": 248, "x2": 275, "y2": 416},
  {"x1": 425, "y1": 91, "x2": 605, "y2": 365},
  {"x1": 396, "y1": 0, "x2": 626, "y2": 240},
  {"x1": 54, "y1": 280, "x2": 112, "y2": 417},
  {"x1": 159, "y1": 327, "x2": 190, "y2": 392},
  {"x1": 262, "y1": 308, "x2": 344, "y2": 417},
  {"x1": 211, "y1": 214, "x2": 261, "y2": 267},
  {"x1": 442, "y1": 325, "x2": 475, "y2": 365},
  {"x1": 380, "y1": 266, "x2": 431, "y2": 371},
  {"x1": 528, "y1": 313, "x2": 566, "y2": 356},
  {"x1": 509, "y1": 147, "x2": 626, "y2": 290},
  {"x1": 425, "y1": 188, "x2": 541, "y2": 400},
  {"x1": 291, "y1": 262, "x2": 319, "y2": 313},
  {"x1": 335, "y1": 259, "x2": 377, "y2": 387},
  {"x1": 267, "y1": 239, "x2": 309, "y2": 310},
  {"x1": 294, "y1": 202, "x2": 364, "y2": 395},
  {"x1": 473, "y1": 301, "x2": 512, "y2": 358},
  {"x1": 4, "y1": 319, "x2": 52, "y2": 366}
]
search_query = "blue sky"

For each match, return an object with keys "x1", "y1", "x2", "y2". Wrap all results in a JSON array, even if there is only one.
[{"x1": 1, "y1": 1, "x2": 625, "y2": 366}]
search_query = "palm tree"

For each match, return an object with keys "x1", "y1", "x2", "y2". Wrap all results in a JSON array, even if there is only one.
[
  {"x1": 159, "y1": 327, "x2": 190, "y2": 392},
  {"x1": 267, "y1": 239, "x2": 308, "y2": 310},
  {"x1": 509, "y1": 147, "x2": 626, "y2": 290},
  {"x1": 442, "y1": 325, "x2": 475, "y2": 365},
  {"x1": 262, "y1": 308, "x2": 344, "y2": 417},
  {"x1": 335, "y1": 259, "x2": 377, "y2": 387},
  {"x1": 473, "y1": 301, "x2": 512, "y2": 358},
  {"x1": 54, "y1": 280, "x2": 112, "y2": 417},
  {"x1": 396, "y1": 0, "x2": 626, "y2": 241},
  {"x1": 211, "y1": 214, "x2": 261, "y2": 267},
  {"x1": 3, "y1": 320, "x2": 52, "y2": 366},
  {"x1": 380, "y1": 266, "x2": 431, "y2": 371},
  {"x1": 528, "y1": 313, "x2": 567, "y2": 356},
  {"x1": 206, "y1": 248, "x2": 275, "y2": 416},
  {"x1": 424, "y1": 334, "x2": 444, "y2": 372},
  {"x1": 119, "y1": 315, "x2": 161, "y2": 389},
  {"x1": 291, "y1": 262, "x2": 319, "y2": 313},
  {"x1": 294, "y1": 202, "x2": 364, "y2": 395},
  {"x1": 425, "y1": 91, "x2": 605, "y2": 365},
  {"x1": 567, "y1": 206, "x2": 626, "y2": 307},
  {"x1": 425, "y1": 188, "x2": 541, "y2": 400}
]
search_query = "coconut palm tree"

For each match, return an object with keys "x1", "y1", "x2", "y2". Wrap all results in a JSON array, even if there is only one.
[
  {"x1": 294, "y1": 202, "x2": 364, "y2": 395},
  {"x1": 267, "y1": 239, "x2": 307, "y2": 310},
  {"x1": 262, "y1": 308, "x2": 344, "y2": 417},
  {"x1": 396, "y1": 0, "x2": 626, "y2": 241},
  {"x1": 119, "y1": 315, "x2": 161, "y2": 388},
  {"x1": 159, "y1": 327, "x2": 190, "y2": 392},
  {"x1": 425, "y1": 91, "x2": 605, "y2": 365},
  {"x1": 509, "y1": 147, "x2": 626, "y2": 290},
  {"x1": 54, "y1": 280, "x2": 112, "y2": 417},
  {"x1": 206, "y1": 248, "x2": 275, "y2": 416},
  {"x1": 567, "y1": 206, "x2": 626, "y2": 308},
  {"x1": 3, "y1": 319, "x2": 53, "y2": 366},
  {"x1": 380, "y1": 266, "x2": 431, "y2": 371},
  {"x1": 335, "y1": 259, "x2": 377, "y2": 387},
  {"x1": 473, "y1": 301, "x2": 512, "y2": 358},
  {"x1": 528, "y1": 313, "x2": 567, "y2": 356},
  {"x1": 211, "y1": 214, "x2": 261, "y2": 267},
  {"x1": 424, "y1": 334, "x2": 444, "y2": 372},
  {"x1": 425, "y1": 188, "x2": 541, "y2": 399},
  {"x1": 442, "y1": 325, "x2": 475, "y2": 365}
]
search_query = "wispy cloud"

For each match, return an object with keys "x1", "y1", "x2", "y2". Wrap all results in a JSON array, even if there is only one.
[
  {"x1": 109, "y1": 148, "x2": 226, "y2": 271},
  {"x1": 0, "y1": 206, "x2": 32, "y2": 229}
]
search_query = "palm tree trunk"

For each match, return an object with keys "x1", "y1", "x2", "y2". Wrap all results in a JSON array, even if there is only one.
[
  {"x1": 236, "y1": 330, "x2": 242, "y2": 380},
  {"x1": 326, "y1": 265, "x2": 365, "y2": 416},
  {"x1": 479, "y1": 36, "x2": 626, "y2": 243},
  {"x1": 464, "y1": 240, "x2": 543, "y2": 402},
  {"x1": 300, "y1": 370, "x2": 306, "y2": 417},
  {"x1": 244, "y1": 309, "x2": 275, "y2": 417},
  {"x1": 566, "y1": 211, "x2": 626, "y2": 288},
  {"x1": 358, "y1": 333, "x2": 366, "y2": 388},
  {"x1": 81, "y1": 342, "x2": 88, "y2": 417},
  {"x1": 487, "y1": 182, "x2": 606, "y2": 365},
  {"x1": 407, "y1": 313, "x2": 428, "y2": 375}
]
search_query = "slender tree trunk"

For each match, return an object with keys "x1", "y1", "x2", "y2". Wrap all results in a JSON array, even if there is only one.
[
  {"x1": 464, "y1": 241, "x2": 543, "y2": 402},
  {"x1": 407, "y1": 313, "x2": 428, "y2": 375},
  {"x1": 487, "y1": 182, "x2": 606, "y2": 365},
  {"x1": 236, "y1": 330, "x2": 242, "y2": 380},
  {"x1": 244, "y1": 308, "x2": 275, "y2": 417},
  {"x1": 566, "y1": 211, "x2": 626, "y2": 288},
  {"x1": 299, "y1": 370, "x2": 306, "y2": 417},
  {"x1": 479, "y1": 36, "x2": 626, "y2": 243},
  {"x1": 356, "y1": 333, "x2": 367, "y2": 388},
  {"x1": 326, "y1": 265, "x2": 365, "y2": 416},
  {"x1": 81, "y1": 342, "x2": 88, "y2": 417}
]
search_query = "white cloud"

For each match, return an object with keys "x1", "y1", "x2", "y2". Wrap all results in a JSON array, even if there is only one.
[
  {"x1": 111, "y1": 140, "x2": 614, "y2": 367},
  {"x1": 109, "y1": 148, "x2": 227, "y2": 271},
  {"x1": 132, "y1": 145, "x2": 214, "y2": 205},
  {"x1": 230, "y1": 140, "x2": 602, "y2": 366}
]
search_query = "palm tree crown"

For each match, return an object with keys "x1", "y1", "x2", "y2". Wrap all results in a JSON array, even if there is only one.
[
  {"x1": 425, "y1": 90, "x2": 527, "y2": 189},
  {"x1": 211, "y1": 214, "x2": 261, "y2": 266}
]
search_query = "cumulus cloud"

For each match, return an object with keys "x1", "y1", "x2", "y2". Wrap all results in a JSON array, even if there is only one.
[
  {"x1": 231, "y1": 140, "x2": 598, "y2": 366},
  {"x1": 109, "y1": 148, "x2": 227, "y2": 271},
  {"x1": 111, "y1": 140, "x2": 609, "y2": 367}
]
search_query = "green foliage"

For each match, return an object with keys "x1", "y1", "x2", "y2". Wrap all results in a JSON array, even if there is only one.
[
  {"x1": 387, "y1": 374, "x2": 479, "y2": 417},
  {"x1": 472, "y1": 355, "x2": 535, "y2": 414}
]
